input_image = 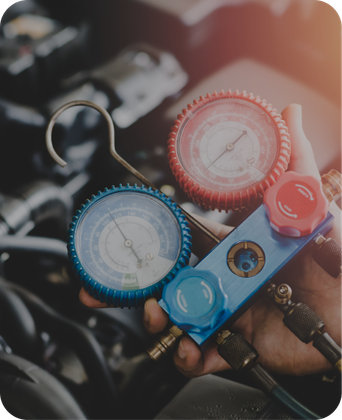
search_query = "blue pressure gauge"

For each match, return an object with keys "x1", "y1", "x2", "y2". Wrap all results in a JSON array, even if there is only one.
[{"x1": 68, "y1": 184, "x2": 192, "y2": 307}]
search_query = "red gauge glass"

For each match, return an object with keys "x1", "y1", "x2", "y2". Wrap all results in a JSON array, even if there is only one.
[{"x1": 168, "y1": 90, "x2": 291, "y2": 211}]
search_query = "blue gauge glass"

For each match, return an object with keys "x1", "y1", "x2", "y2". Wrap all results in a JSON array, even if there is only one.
[{"x1": 68, "y1": 185, "x2": 192, "y2": 307}]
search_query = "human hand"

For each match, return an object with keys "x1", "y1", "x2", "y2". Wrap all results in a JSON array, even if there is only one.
[{"x1": 142, "y1": 104, "x2": 342, "y2": 378}]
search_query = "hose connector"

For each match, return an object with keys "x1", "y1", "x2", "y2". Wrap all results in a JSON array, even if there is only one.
[
  {"x1": 313, "y1": 332, "x2": 342, "y2": 372},
  {"x1": 321, "y1": 169, "x2": 342, "y2": 203},
  {"x1": 266, "y1": 283, "x2": 293, "y2": 314},
  {"x1": 146, "y1": 325, "x2": 183, "y2": 362},
  {"x1": 216, "y1": 330, "x2": 259, "y2": 371},
  {"x1": 310, "y1": 234, "x2": 342, "y2": 278},
  {"x1": 267, "y1": 283, "x2": 341, "y2": 372}
]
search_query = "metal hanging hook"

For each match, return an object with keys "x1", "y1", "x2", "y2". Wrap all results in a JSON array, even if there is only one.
[
  {"x1": 46, "y1": 101, "x2": 109, "y2": 167},
  {"x1": 45, "y1": 100, "x2": 220, "y2": 244},
  {"x1": 46, "y1": 100, "x2": 154, "y2": 188}
]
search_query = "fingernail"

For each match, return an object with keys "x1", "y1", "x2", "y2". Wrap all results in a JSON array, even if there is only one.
[{"x1": 178, "y1": 339, "x2": 187, "y2": 359}]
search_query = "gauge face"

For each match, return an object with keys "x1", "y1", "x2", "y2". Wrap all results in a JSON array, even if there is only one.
[
  {"x1": 177, "y1": 98, "x2": 280, "y2": 192},
  {"x1": 75, "y1": 192, "x2": 182, "y2": 291}
]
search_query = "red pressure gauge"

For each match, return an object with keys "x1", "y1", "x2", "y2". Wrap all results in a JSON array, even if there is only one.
[{"x1": 167, "y1": 90, "x2": 291, "y2": 211}]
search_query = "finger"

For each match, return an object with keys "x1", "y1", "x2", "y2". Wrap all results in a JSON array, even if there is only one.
[
  {"x1": 143, "y1": 298, "x2": 168, "y2": 335},
  {"x1": 174, "y1": 337, "x2": 231, "y2": 378},
  {"x1": 174, "y1": 337, "x2": 204, "y2": 377},
  {"x1": 191, "y1": 213, "x2": 234, "y2": 239},
  {"x1": 79, "y1": 287, "x2": 109, "y2": 308},
  {"x1": 281, "y1": 104, "x2": 320, "y2": 179}
]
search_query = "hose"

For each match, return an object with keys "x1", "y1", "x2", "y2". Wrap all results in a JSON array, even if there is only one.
[
  {"x1": 0, "y1": 277, "x2": 119, "y2": 418},
  {"x1": 216, "y1": 331, "x2": 321, "y2": 419},
  {"x1": 0, "y1": 236, "x2": 68, "y2": 262},
  {"x1": 270, "y1": 385, "x2": 320, "y2": 419},
  {"x1": 0, "y1": 352, "x2": 87, "y2": 419},
  {"x1": 313, "y1": 332, "x2": 342, "y2": 372},
  {"x1": 0, "y1": 286, "x2": 39, "y2": 363},
  {"x1": 249, "y1": 363, "x2": 320, "y2": 419}
]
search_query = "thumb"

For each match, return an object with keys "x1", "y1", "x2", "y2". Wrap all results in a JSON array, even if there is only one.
[{"x1": 282, "y1": 104, "x2": 320, "y2": 180}]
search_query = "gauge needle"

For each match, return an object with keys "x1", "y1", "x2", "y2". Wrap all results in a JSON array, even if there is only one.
[
  {"x1": 204, "y1": 131, "x2": 247, "y2": 172},
  {"x1": 230, "y1": 130, "x2": 247, "y2": 146},
  {"x1": 108, "y1": 209, "x2": 142, "y2": 263}
]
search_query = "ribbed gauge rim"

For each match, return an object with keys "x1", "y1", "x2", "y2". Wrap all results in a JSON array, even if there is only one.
[
  {"x1": 167, "y1": 90, "x2": 291, "y2": 212},
  {"x1": 67, "y1": 184, "x2": 192, "y2": 308}
]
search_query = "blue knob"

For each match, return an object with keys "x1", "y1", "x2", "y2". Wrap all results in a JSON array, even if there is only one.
[{"x1": 162, "y1": 266, "x2": 228, "y2": 332}]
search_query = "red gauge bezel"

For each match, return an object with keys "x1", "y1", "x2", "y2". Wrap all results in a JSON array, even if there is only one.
[{"x1": 167, "y1": 90, "x2": 291, "y2": 211}]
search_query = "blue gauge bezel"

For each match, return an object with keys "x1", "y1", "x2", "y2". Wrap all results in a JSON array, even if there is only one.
[{"x1": 67, "y1": 184, "x2": 192, "y2": 308}]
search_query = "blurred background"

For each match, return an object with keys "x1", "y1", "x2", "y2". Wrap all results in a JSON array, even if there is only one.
[{"x1": 0, "y1": 1, "x2": 341, "y2": 419}]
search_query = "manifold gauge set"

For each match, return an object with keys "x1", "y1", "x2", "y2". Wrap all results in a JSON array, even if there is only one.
[
  {"x1": 44, "y1": 83, "x2": 342, "y2": 420},
  {"x1": 46, "y1": 91, "x2": 340, "y2": 340}
]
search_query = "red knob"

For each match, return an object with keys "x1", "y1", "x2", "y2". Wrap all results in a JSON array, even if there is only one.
[{"x1": 263, "y1": 171, "x2": 329, "y2": 237}]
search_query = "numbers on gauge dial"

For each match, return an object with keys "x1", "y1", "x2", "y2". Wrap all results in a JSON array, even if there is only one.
[{"x1": 76, "y1": 193, "x2": 181, "y2": 291}]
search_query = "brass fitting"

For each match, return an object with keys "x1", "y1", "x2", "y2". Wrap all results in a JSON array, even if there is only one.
[
  {"x1": 216, "y1": 329, "x2": 232, "y2": 346},
  {"x1": 146, "y1": 325, "x2": 183, "y2": 362},
  {"x1": 321, "y1": 169, "x2": 342, "y2": 203},
  {"x1": 312, "y1": 234, "x2": 326, "y2": 249},
  {"x1": 335, "y1": 359, "x2": 341, "y2": 373},
  {"x1": 274, "y1": 284, "x2": 292, "y2": 305},
  {"x1": 266, "y1": 283, "x2": 276, "y2": 297},
  {"x1": 267, "y1": 283, "x2": 292, "y2": 305}
]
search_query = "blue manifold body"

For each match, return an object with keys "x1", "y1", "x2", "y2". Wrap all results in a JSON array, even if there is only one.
[{"x1": 159, "y1": 205, "x2": 334, "y2": 346}]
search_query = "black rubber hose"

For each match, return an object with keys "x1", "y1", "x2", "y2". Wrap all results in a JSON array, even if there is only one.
[
  {"x1": 0, "y1": 236, "x2": 68, "y2": 262},
  {"x1": 217, "y1": 333, "x2": 321, "y2": 420},
  {"x1": 270, "y1": 385, "x2": 320, "y2": 419},
  {"x1": 0, "y1": 352, "x2": 87, "y2": 419},
  {"x1": 313, "y1": 332, "x2": 342, "y2": 372},
  {"x1": 249, "y1": 363, "x2": 320, "y2": 419},
  {"x1": 0, "y1": 277, "x2": 119, "y2": 418},
  {"x1": 0, "y1": 286, "x2": 39, "y2": 363}
]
